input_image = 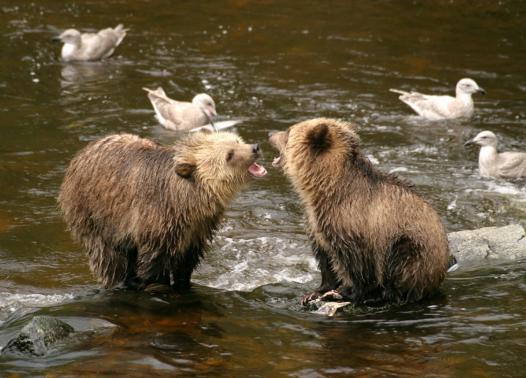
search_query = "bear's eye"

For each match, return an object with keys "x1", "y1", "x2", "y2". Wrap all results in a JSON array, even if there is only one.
[{"x1": 226, "y1": 150, "x2": 234, "y2": 162}]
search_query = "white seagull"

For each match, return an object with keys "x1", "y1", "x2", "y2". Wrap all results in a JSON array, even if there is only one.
[
  {"x1": 57, "y1": 24, "x2": 128, "y2": 62},
  {"x1": 143, "y1": 87, "x2": 217, "y2": 131},
  {"x1": 465, "y1": 131, "x2": 526, "y2": 179},
  {"x1": 390, "y1": 78, "x2": 485, "y2": 120}
]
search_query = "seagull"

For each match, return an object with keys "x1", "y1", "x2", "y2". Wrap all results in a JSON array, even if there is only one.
[
  {"x1": 464, "y1": 131, "x2": 526, "y2": 179},
  {"x1": 143, "y1": 87, "x2": 217, "y2": 131},
  {"x1": 56, "y1": 24, "x2": 128, "y2": 62},
  {"x1": 390, "y1": 78, "x2": 485, "y2": 120}
]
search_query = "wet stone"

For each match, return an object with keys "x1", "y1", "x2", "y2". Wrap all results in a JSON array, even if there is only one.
[
  {"x1": 1, "y1": 315, "x2": 74, "y2": 357},
  {"x1": 448, "y1": 224, "x2": 526, "y2": 263}
]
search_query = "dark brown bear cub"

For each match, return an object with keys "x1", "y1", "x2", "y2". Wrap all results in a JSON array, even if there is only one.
[
  {"x1": 59, "y1": 131, "x2": 266, "y2": 290},
  {"x1": 269, "y1": 118, "x2": 450, "y2": 306}
]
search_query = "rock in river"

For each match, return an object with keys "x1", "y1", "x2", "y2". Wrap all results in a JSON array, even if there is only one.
[
  {"x1": 1, "y1": 316, "x2": 74, "y2": 357},
  {"x1": 448, "y1": 223, "x2": 526, "y2": 263}
]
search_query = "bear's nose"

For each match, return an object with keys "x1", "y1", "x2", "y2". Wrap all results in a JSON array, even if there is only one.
[
  {"x1": 252, "y1": 143, "x2": 260, "y2": 154},
  {"x1": 268, "y1": 131, "x2": 276, "y2": 138}
]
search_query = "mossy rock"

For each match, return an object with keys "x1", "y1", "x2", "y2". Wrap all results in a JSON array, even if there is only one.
[{"x1": 2, "y1": 316, "x2": 74, "y2": 357}]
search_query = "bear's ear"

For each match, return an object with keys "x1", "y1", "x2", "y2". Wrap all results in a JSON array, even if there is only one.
[
  {"x1": 175, "y1": 162, "x2": 196, "y2": 179},
  {"x1": 307, "y1": 123, "x2": 331, "y2": 152}
]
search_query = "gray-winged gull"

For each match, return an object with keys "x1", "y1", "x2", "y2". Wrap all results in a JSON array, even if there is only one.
[
  {"x1": 390, "y1": 78, "x2": 485, "y2": 120},
  {"x1": 143, "y1": 87, "x2": 217, "y2": 131},
  {"x1": 465, "y1": 131, "x2": 526, "y2": 179},
  {"x1": 57, "y1": 25, "x2": 128, "y2": 62}
]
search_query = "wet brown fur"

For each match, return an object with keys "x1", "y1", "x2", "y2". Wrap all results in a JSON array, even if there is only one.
[
  {"x1": 269, "y1": 118, "x2": 450, "y2": 305},
  {"x1": 58, "y1": 131, "x2": 260, "y2": 290}
]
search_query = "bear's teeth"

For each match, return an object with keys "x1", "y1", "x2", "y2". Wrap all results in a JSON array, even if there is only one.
[
  {"x1": 248, "y1": 162, "x2": 267, "y2": 178},
  {"x1": 272, "y1": 156, "x2": 281, "y2": 167}
]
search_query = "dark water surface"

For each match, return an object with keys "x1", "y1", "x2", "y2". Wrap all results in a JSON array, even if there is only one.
[{"x1": 1, "y1": 1, "x2": 526, "y2": 376}]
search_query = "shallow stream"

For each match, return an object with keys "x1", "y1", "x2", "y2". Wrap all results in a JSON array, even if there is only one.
[{"x1": 1, "y1": 1, "x2": 525, "y2": 376}]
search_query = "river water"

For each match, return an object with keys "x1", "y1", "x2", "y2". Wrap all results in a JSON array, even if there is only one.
[{"x1": 1, "y1": 1, "x2": 525, "y2": 376}]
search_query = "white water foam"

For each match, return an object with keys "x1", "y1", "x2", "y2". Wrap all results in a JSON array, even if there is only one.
[
  {"x1": 388, "y1": 166, "x2": 409, "y2": 174},
  {"x1": 195, "y1": 236, "x2": 317, "y2": 292},
  {"x1": 0, "y1": 292, "x2": 75, "y2": 325},
  {"x1": 366, "y1": 154, "x2": 380, "y2": 165},
  {"x1": 448, "y1": 195, "x2": 458, "y2": 210},
  {"x1": 483, "y1": 181, "x2": 526, "y2": 198},
  {"x1": 463, "y1": 180, "x2": 526, "y2": 207}
]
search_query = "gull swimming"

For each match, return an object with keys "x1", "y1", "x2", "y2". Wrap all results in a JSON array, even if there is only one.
[
  {"x1": 57, "y1": 24, "x2": 128, "y2": 62},
  {"x1": 465, "y1": 131, "x2": 526, "y2": 179},
  {"x1": 143, "y1": 87, "x2": 217, "y2": 131},
  {"x1": 390, "y1": 78, "x2": 485, "y2": 120}
]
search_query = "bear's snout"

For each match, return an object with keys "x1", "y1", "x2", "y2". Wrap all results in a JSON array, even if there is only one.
[
  {"x1": 268, "y1": 130, "x2": 285, "y2": 149},
  {"x1": 252, "y1": 143, "x2": 260, "y2": 155}
]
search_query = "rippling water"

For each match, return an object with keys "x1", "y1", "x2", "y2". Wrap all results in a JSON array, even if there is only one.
[{"x1": 1, "y1": 0, "x2": 526, "y2": 376}]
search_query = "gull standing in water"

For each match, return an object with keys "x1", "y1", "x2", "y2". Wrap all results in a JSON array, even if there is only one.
[
  {"x1": 143, "y1": 87, "x2": 217, "y2": 131},
  {"x1": 390, "y1": 78, "x2": 485, "y2": 120},
  {"x1": 465, "y1": 131, "x2": 526, "y2": 179},
  {"x1": 57, "y1": 25, "x2": 128, "y2": 62}
]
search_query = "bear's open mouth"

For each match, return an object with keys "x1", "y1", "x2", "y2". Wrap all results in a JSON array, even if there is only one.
[
  {"x1": 272, "y1": 155, "x2": 282, "y2": 167},
  {"x1": 248, "y1": 162, "x2": 267, "y2": 178}
]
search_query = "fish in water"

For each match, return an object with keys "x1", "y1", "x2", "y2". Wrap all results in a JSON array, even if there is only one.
[
  {"x1": 390, "y1": 78, "x2": 485, "y2": 120},
  {"x1": 57, "y1": 24, "x2": 128, "y2": 62},
  {"x1": 465, "y1": 131, "x2": 526, "y2": 179},
  {"x1": 143, "y1": 87, "x2": 217, "y2": 131}
]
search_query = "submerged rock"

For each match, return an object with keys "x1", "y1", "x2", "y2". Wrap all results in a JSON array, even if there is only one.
[
  {"x1": 448, "y1": 224, "x2": 526, "y2": 263},
  {"x1": 1, "y1": 316, "x2": 74, "y2": 357}
]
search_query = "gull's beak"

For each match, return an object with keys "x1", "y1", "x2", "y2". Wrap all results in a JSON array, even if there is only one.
[
  {"x1": 477, "y1": 87, "x2": 486, "y2": 95},
  {"x1": 207, "y1": 110, "x2": 217, "y2": 131},
  {"x1": 198, "y1": 106, "x2": 218, "y2": 131},
  {"x1": 205, "y1": 110, "x2": 217, "y2": 131},
  {"x1": 52, "y1": 36, "x2": 62, "y2": 42},
  {"x1": 464, "y1": 138, "x2": 476, "y2": 147}
]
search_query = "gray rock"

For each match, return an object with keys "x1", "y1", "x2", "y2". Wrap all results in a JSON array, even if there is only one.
[
  {"x1": 448, "y1": 224, "x2": 526, "y2": 263},
  {"x1": 1, "y1": 316, "x2": 74, "y2": 357}
]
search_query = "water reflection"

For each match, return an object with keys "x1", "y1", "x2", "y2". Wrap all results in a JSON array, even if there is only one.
[
  {"x1": 2, "y1": 265, "x2": 525, "y2": 376},
  {"x1": 60, "y1": 62, "x2": 118, "y2": 87}
]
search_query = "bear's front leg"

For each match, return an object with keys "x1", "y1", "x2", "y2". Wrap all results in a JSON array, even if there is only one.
[
  {"x1": 124, "y1": 275, "x2": 147, "y2": 291},
  {"x1": 170, "y1": 246, "x2": 203, "y2": 291},
  {"x1": 171, "y1": 269, "x2": 192, "y2": 291},
  {"x1": 136, "y1": 245, "x2": 172, "y2": 290},
  {"x1": 301, "y1": 243, "x2": 340, "y2": 306}
]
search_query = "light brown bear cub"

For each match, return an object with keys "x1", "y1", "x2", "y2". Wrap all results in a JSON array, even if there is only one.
[
  {"x1": 269, "y1": 118, "x2": 450, "y2": 306},
  {"x1": 59, "y1": 131, "x2": 266, "y2": 290}
]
